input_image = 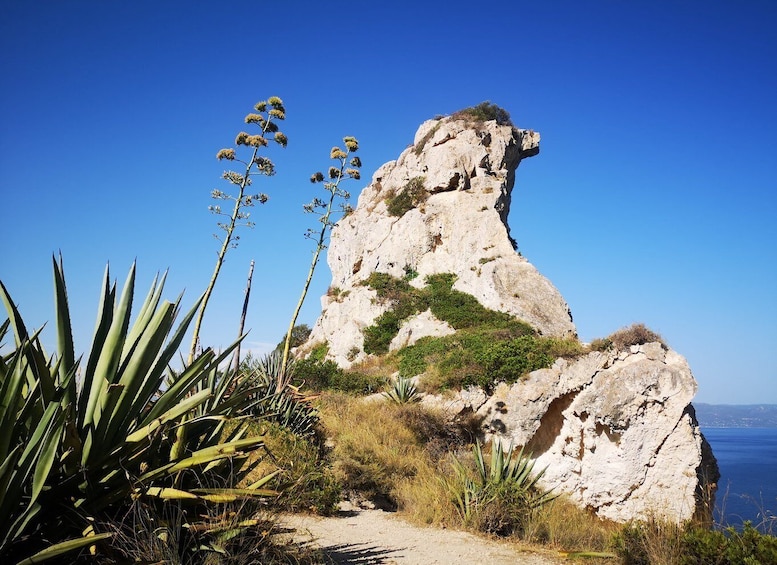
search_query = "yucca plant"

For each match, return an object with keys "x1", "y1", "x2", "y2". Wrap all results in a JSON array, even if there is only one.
[
  {"x1": 382, "y1": 376, "x2": 420, "y2": 404},
  {"x1": 0, "y1": 256, "x2": 277, "y2": 563}
]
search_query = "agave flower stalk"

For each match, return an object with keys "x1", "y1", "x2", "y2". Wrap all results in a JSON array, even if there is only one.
[
  {"x1": 187, "y1": 97, "x2": 287, "y2": 365},
  {"x1": 278, "y1": 137, "x2": 361, "y2": 388}
]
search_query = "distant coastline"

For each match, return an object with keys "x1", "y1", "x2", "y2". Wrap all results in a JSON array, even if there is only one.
[{"x1": 694, "y1": 403, "x2": 777, "y2": 428}]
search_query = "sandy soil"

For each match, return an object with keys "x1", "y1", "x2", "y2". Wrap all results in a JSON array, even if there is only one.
[{"x1": 281, "y1": 506, "x2": 566, "y2": 565}]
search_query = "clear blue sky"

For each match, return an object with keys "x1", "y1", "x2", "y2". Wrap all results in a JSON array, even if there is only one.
[{"x1": 1, "y1": 1, "x2": 775, "y2": 404}]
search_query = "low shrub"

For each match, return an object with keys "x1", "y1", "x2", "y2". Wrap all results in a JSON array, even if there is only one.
[
  {"x1": 474, "y1": 335, "x2": 555, "y2": 389},
  {"x1": 398, "y1": 328, "x2": 560, "y2": 393},
  {"x1": 451, "y1": 101, "x2": 513, "y2": 126},
  {"x1": 362, "y1": 272, "x2": 536, "y2": 358},
  {"x1": 614, "y1": 520, "x2": 777, "y2": 565},
  {"x1": 386, "y1": 176, "x2": 427, "y2": 217},
  {"x1": 680, "y1": 523, "x2": 777, "y2": 565},
  {"x1": 293, "y1": 357, "x2": 384, "y2": 395},
  {"x1": 608, "y1": 322, "x2": 666, "y2": 350}
]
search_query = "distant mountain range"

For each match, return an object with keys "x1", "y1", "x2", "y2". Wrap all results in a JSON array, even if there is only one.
[{"x1": 693, "y1": 403, "x2": 777, "y2": 428}]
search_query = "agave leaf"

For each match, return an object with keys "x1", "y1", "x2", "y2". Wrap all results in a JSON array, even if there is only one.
[
  {"x1": 143, "y1": 350, "x2": 216, "y2": 423},
  {"x1": 247, "y1": 469, "x2": 281, "y2": 490},
  {"x1": 83, "y1": 262, "x2": 136, "y2": 446},
  {"x1": 15, "y1": 532, "x2": 113, "y2": 565},
  {"x1": 78, "y1": 264, "x2": 114, "y2": 430},
  {"x1": 122, "y1": 270, "x2": 167, "y2": 361},
  {"x1": 32, "y1": 408, "x2": 66, "y2": 502},
  {"x1": 125, "y1": 387, "x2": 212, "y2": 443},
  {"x1": 0, "y1": 347, "x2": 27, "y2": 459},
  {"x1": 142, "y1": 486, "x2": 199, "y2": 500},
  {"x1": 0, "y1": 444, "x2": 22, "y2": 525},
  {"x1": 52, "y1": 254, "x2": 75, "y2": 399},
  {"x1": 100, "y1": 301, "x2": 178, "y2": 448},
  {"x1": 0, "y1": 279, "x2": 31, "y2": 347},
  {"x1": 191, "y1": 487, "x2": 279, "y2": 502}
]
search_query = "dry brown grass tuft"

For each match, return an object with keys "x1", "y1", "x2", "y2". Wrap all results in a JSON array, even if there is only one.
[
  {"x1": 608, "y1": 323, "x2": 666, "y2": 350},
  {"x1": 523, "y1": 496, "x2": 618, "y2": 556}
]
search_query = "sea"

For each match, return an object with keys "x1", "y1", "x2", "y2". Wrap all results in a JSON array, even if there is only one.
[{"x1": 702, "y1": 427, "x2": 777, "y2": 532}]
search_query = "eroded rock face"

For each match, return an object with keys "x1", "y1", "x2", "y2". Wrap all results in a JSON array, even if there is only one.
[
  {"x1": 304, "y1": 116, "x2": 575, "y2": 366},
  {"x1": 422, "y1": 343, "x2": 719, "y2": 523}
]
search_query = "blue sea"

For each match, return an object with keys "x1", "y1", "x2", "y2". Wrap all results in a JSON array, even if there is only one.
[{"x1": 702, "y1": 427, "x2": 777, "y2": 531}]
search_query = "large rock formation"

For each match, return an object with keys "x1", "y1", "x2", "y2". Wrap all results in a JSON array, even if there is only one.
[
  {"x1": 305, "y1": 116, "x2": 575, "y2": 366},
  {"x1": 423, "y1": 342, "x2": 719, "y2": 523},
  {"x1": 303, "y1": 111, "x2": 717, "y2": 523}
]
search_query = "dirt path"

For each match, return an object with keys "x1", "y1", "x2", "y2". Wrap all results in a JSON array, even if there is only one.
[{"x1": 281, "y1": 507, "x2": 566, "y2": 565}]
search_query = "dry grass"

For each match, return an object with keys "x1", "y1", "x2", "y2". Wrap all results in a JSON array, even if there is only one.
[
  {"x1": 523, "y1": 496, "x2": 618, "y2": 556},
  {"x1": 318, "y1": 393, "x2": 425, "y2": 504},
  {"x1": 236, "y1": 421, "x2": 341, "y2": 515}
]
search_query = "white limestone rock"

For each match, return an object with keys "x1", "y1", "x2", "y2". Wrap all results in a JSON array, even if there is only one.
[
  {"x1": 303, "y1": 115, "x2": 575, "y2": 366},
  {"x1": 475, "y1": 343, "x2": 718, "y2": 523}
]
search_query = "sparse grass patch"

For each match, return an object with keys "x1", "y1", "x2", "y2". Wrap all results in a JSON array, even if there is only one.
[
  {"x1": 414, "y1": 122, "x2": 442, "y2": 155},
  {"x1": 318, "y1": 393, "x2": 429, "y2": 506}
]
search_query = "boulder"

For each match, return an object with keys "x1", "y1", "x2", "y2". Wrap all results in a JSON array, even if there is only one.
[{"x1": 422, "y1": 343, "x2": 719, "y2": 523}]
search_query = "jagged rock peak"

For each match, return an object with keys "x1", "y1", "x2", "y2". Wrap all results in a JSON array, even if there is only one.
[{"x1": 303, "y1": 111, "x2": 575, "y2": 367}]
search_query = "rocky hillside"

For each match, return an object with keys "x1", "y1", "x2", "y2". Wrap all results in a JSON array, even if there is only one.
[{"x1": 301, "y1": 108, "x2": 718, "y2": 524}]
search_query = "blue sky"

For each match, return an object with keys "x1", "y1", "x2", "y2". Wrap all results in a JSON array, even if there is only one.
[{"x1": 1, "y1": 1, "x2": 775, "y2": 404}]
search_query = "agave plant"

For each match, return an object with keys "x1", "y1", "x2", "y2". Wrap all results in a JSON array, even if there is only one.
[
  {"x1": 450, "y1": 440, "x2": 556, "y2": 528},
  {"x1": 243, "y1": 350, "x2": 320, "y2": 437},
  {"x1": 0, "y1": 256, "x2": 276, "y2": 563},
  {"x1": 382, "y1": 376, "x2": 420, "y2": 404}
]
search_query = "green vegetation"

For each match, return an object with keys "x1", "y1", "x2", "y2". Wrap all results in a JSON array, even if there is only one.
[
  {"x1": 451, "y1": 101, "x2": 513, "y2": 126},
  {"x1": 293, "y1": 355, "x2": 386, "y2": 395},
  {"x1": 450, "y1": 441, "x2": 556, "y2": 536},
  {"x1": 383, "y1": 376, "x2": 420, "y2": 404},
  {"x1": 0, "y1": 258, "x2": 281, "y2": 563},
  {"x1": 615, "y1": 520, "x2": 777, "y2": 564},
  {"x1": 385, "y1": 176, "x2": 428, "y2": 217},
  {"x1": 359, "y1": 271, "x2": 572, "y2": 392},
  {"x1": 361, "y1": 271, "x2": 534, "y2": 358}
]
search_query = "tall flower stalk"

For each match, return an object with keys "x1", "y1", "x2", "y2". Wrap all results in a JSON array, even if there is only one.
[
  {"x1": 278, "y1": 137, "x2": 360, "y2": 387},
  {"x1": 187, "y1": 97, "x2": 287, "y2": 364}
]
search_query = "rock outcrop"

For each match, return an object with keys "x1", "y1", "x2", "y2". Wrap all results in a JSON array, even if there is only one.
[
  {"x1": 423, "y1": 342, "x2": 719, "y2": 523},
  {"x1": 305, "y1": 116, "x2": 575, "y2": 367},
  {"x1": 303, "y1": 110, "x2": 717, "y2": 523}
]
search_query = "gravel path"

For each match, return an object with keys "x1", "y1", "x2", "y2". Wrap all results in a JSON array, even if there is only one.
[{"x1": 281, "y1": 507, "x2": 566, "y2": 565}]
